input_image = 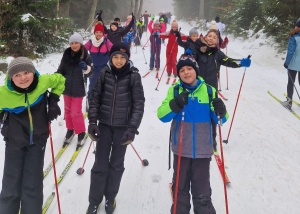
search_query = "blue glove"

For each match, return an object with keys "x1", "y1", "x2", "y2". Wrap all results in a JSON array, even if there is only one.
[
  {"x1": 79, "y1": 61, "x2": 87, "y2": 70},
  {"x1": 185, "y1": 48, "x2": 192, "y2": 56},
  {"x1": 240, "y1": 58, "x2": 251, "y2": 67}
]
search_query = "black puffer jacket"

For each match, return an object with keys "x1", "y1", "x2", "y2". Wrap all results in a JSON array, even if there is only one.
[
  {"x1": 88, "y1": 62, "x2": 145, "y2": 128},
  {"x1": 57, "y1": 46, "x2": 94, "y2": 97},
  {"x1": 177, "y1": 37, "x2": 198, "y2": 59}
]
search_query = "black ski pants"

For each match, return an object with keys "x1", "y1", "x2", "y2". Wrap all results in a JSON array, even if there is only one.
[
  {"x1": 287, "y1": 69, "x2": 300, "y2": 99},
  {"x1": 0, "y1": 143, "x2": 46, "y2": 214},
  {"x1": 88, "y1": 123, "x2": 127, "y2": 206},
  {"x1": 171, "y1": 155, "x2": 216, "y2": 214}
]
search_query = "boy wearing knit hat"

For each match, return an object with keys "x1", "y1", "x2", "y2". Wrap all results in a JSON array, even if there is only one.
[
  {"x1": 0, "y1": 57, "x2": 65, "y2": 213},
  {"x1": 176, "y1": 27, "x2": 199, "y2": 59},
  {"x1": 157, "y1": 50, "x2": 228, "y2": 214},
  {"x1": 86, "y1": 43, "x2": 145, "y2": 214}
]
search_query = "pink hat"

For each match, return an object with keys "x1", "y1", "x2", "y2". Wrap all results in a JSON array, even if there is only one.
[{"x1": 171, "y1": 20, "x2": 178, "y2": 28}]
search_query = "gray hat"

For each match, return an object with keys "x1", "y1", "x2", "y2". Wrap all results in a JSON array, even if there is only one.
[
  {"x1": 69, "y1": 32, "x2": 83, "y2": 44},
  {"x1": 189, "y1": 28, "x2": 199, "y2": 36},
  {"x1": 7, "y1": 57, "x2": 36, "y2": 80}
]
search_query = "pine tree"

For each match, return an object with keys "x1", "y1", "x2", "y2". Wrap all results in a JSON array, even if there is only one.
[{"x1": 0, "y1": 0, "x2": 72, "y2": 57}]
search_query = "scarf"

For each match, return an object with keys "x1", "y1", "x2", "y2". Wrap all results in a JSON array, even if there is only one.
[
  {"x1": 91, "y1": 35, "x2": 104, "y2": 47},
  {"x1": 197, "y1": 37, "x2": 218, "y2": 54}
]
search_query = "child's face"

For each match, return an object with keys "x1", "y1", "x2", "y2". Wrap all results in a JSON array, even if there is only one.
[
  {"x1": 111, "y1": 25, "x2": 117, "y2": 31},
  {"x1": 172, "y1": 26, "x2": 178, "y2": 31},
  {"x1": 205, "y1": 32, "x2": 218, "y2": 46},
  {"x1": 179, "y1": 66, "x2": 197, "y2": 86},
  {"x1": 111, "y1": 54, "x2": 127, "y2": 68},
  {"x1": 190, "y1": 34, "x2": 198, "y2": 42},
  {"x1": 12, "y1": 71, "x2": 34, "y2": 89},
  {"x1": 70, "y1": 42, "x2": 81, "y2": 52},
  {"x1": 94, "y1": 31, "x2": 104, "y2": 40},
  {"x1": 154, "y1": 24, "x2": 160, "y2": 30}
]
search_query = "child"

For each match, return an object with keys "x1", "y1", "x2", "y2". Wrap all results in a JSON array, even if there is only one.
[
  {"x1": 58, "y1": 32, "x2": 94, "y2": 145},
  {"x1": 176, "y1": 28, "x2": 198, "y2": 58},
  {"x1": 114, "y1": 17, "x2": 124, "y2": 31},
  {"x1": 157, "y1": 52, "x2": 228, "y2": 214},
  {"x1": 160, "y1": 20, "x2": 185, "y2": 83},
  {"x1": 86, "y1": 43, "x2": 145, "y2": 214},
  {"x1": 160, "y1": 17, "x2": 167, "y2": 44},
  {"x1": 135, "y1": 17, "x2": 145, "y2": 46},
  {"x1": 282, "y1": 19, "x2": 300, "y2": 109},
  {"x1": 0, "y1": 57, "x2": 65, "y2": 214},
  {"x1": 148, "y1": 17, "x2": 166, "y2": 77},
  {"x1": 84, "y1": 23, "x2": 113, "y2": 99},
  {"x1": 194, "y1": 29, "x2": 251, "y2": 150}
]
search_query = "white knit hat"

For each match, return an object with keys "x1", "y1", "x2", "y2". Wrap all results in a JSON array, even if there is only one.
[
  {"x1": 7, "y1": 57, "x2": 36, "y2": 79},
  {"x1": 208, "y1": 21, "x2": 218, "y2": 31},
  {"x1": 69, "y1": 32, "x2": 83, "y2": 44}
]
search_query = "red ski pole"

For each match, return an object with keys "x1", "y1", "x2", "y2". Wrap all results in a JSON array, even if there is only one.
[
  {"x1": 217, "y1": 116, "x2": 229, "y2": 214},
  {"x1": 142, "y1": 35, "x2": 151, "y2": 49},
  {"x1": 76, "y1": 140, "x2": 93, "y2": 175},
  {"x1": 48, "y1": 122, "x2": 62, "y2": 214},
  {"x1": 130, "y1": 144, "x2": 149, "y2": 166},
  {"x1": 223, "y1": 55, "x2": 251, "y2": 144},
  {"x1": 173, "y1": 108, "x2": 185, "y2": 214}
]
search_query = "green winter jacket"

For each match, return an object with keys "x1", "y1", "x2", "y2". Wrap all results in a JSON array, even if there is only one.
[{"x1": 157, "y1": 77, "x2": 229, "y2": 158}]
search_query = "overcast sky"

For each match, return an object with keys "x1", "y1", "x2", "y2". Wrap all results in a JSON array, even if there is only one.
[{"x1": 142, "y1": 0, "x2": 174, "y2": 15}]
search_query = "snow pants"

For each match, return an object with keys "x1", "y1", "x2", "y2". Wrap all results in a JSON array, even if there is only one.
[
  {"x1": 88, "y1": 64, "x2": 105, "y2": 98},
  {"x1": 166, "y1": 49, "x2": 178, "y2": 76},
  {"x1": 89, "y1": 123, "x2": 127, "y2": 206},
  {"x1": 287, "y1": 69, "x2": 300, "y2": 99},
  {"x1": 63, "y1": 95, "x2": 85, "y2": 134},
  {"x1": 0, "y1": 143, "x2": 46, "y2": 214},
  {"x1": 150, "y1": 46, "x2": 161, "y2": 70},
  {"x1": 171, "y1": 155, "x2": 215, "y2": 214}
]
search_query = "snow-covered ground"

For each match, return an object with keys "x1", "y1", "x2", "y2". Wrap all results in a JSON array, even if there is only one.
[{"x1": 0, "y1": 20, "x2": 299, "y2": 214}]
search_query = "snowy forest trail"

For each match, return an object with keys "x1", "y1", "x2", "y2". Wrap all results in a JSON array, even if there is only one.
[{"x1": 0, "y1": 19, "x2": 299, "y2": 214}]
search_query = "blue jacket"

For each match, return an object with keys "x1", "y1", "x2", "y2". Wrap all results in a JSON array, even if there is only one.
[{"x1": 285, "y1": 32, "x2": 300, "y2": 71}]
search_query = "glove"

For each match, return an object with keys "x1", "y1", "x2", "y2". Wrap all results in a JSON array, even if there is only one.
[
  {"x1": 224, "y1": 37, "x2": 229, "y2": 44},
  {"x1": 48, "y1": 93, "x2": 61, "y2": 122},
  {"x1": 88, "y1": 123, "x2": 100, "y2": 141},
  {"x1": 131, "y1": 13, "x2": 135, "y2": 21},
  {"x1": 96, "y1": 10, "x2": 103, "y2": 21},
  {"x1": 79, "y1": 61, "x2": 87, "y2": 70},
  {"x1": 151, "y1": 14, "x2": 155, "y2": 20},
  {"x1": 240, "y1": 57, "x2": 251, "y2": 67},
  {"x1": 169, "y1": 91, "x2": 190, "y2": 113},
  {"x1": 284, "y1": 63, "x2": 288, "y2": 69},
  {"x1": 174, "y1": 31, "x2": 181, "y2": 38},
  {"x1": 121, "y1": 127, "x2": 138, "y2": 145},
  {"x1": 212, "y1": 98, "x2": 226, "y2": 118},
  {"x1": 185, "y1": 48, "x2": 192, "y2": 56}
]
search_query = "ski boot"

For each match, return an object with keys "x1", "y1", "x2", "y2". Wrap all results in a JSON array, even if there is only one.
[
  {"x1": 105, "y1": 199, "x2": 116, "y2": 214},
  {"x1": 282, "y1": 97, "x2": 292, "y2": 110},
  {"x1": 63, "y1": 129, "x2": 74, "y2": 147},
  {"x1": 76, "y1": 132, "x2": 87, "y2": 150},
  {"x1": 86, "y1": 204, "x2": 99, "y2": 214}
]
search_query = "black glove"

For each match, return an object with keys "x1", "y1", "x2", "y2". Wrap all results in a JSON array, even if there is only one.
[
  {"x1": 48, "y1": 93, "x2": 61, "y2": 122},
  {"x1": 169, "y1": 91, "x2": 189, "y2": 113},
  {"x1": 174, "y1": 31, "x2": 181, "y2": 38},
  {"x1": 131, "y1": 12, "x2": 135, "y2": 22},
  {"x1": 284, "y1": 63, "x2": 288, "y2": 69},
  {"x1": 96, "y1": 10, "x2": 103, "y2": 21},
  {"x1": 212, "y1": 98, "x2": 226, "y2": 118},
  {"x1": 88, "y1": 123, "x2": 100, "y2": 141},
  {"x1": 121, "y1": 127, "x2": 138, "y2": 145},
  {"x1": 79, "y1": 61, "x2": 87, "y2": 70}
]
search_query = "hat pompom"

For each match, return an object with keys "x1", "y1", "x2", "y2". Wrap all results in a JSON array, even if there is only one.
[{"x1": 208, "y1": 20, "x2": 218, "y2": 31}]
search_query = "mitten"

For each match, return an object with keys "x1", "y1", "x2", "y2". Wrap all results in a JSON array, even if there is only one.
[
  {"x1": 88, "y1": 123, "x2": 100, "y2": 141},
  {"x1": 212, "y1": 98, "x2": 226, "y2": 118},
  {"x1": 48, "y1": 93, "x2": 61, "y2": 122},
  {"x1": 169, "y1": 91, "x2": 189, "y2": 113},
  {"x1": 240, "y1": 57, "x2": 251, "y2": 67}
]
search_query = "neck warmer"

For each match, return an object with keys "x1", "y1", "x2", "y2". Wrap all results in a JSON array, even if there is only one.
[
  {"x1": 12, "y1": 73, "x2": 39, "y2": 94},
  {"x1": 91, "y1": 35, "x2": 104, "y2": 47}
]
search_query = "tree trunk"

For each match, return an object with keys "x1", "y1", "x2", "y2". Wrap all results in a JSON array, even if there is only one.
[
  {"x1": 137, "y1": 0, "x2": 144, "y2": 19},
  {"x1": 86, "y1": 0, "x2": 98, "y2": 29},
  {"x1": 199, "y1": 0, "x2": 205, "y2": 19},
  {"x1": 58, "y1": 0, "x2": 72, "y2": 18},
  {"x1": 134, "y1": 0, "x2": 139, "y2": 16}
]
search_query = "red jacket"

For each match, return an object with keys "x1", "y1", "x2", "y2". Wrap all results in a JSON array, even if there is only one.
[{"x1": 160, "y1": 31, "x2": 188, "y2": 53}]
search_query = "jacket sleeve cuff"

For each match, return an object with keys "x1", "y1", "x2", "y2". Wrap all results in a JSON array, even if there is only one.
[{"x1": 169, "y1": 99, "x2": 181, "y2": 114}]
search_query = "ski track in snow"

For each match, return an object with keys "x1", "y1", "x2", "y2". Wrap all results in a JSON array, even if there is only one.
[{"x1": 0, "y1": 19, "x2": 300, "y2": 214}]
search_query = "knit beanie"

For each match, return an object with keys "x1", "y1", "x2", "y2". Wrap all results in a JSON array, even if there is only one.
[
  {"x1": 109, "y1": 42, "x2": 130, "y2": 64},
  {"x1": 171, "y1": 20, "x2": 178, "y2": 28},
  {"x1": 176, "y1": 50, "x2": 199, "y2": 78},
  {"x1": 69, "y1": 32, "x2": 83, "y2": 44},
  {"x1": 296, "y1": 19, "x2": 300, "y2": 27},
  {"x1": 189, "y1": 28, "x2": 199, "y2": 36},
  {"x1": 208, "y1": 20, "x2": 218, "y2": 31},
  {"x1": 94, "y1": 23, "x2": 104, "y2": 34},
  {"x1": 7, "y1": 57, "x2": 36, "y2": 80}
]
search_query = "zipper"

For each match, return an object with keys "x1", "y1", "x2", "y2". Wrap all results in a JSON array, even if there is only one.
[{"x1": 110, "y1": 75, "x2": 118, "y2": 125}]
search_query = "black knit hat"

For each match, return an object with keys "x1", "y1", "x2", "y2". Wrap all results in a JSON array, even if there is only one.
[
  {"x1": 109, "y1": 42, "x2": 131, "y2": 63},
  {"x1": 296, "y1": 19, "x2": 300, "y2": 27},
  {"x1": 176, "y1": 49, "x2": 199, "y2": 79}
]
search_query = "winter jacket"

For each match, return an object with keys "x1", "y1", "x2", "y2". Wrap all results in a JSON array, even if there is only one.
[
  {"x1": 160, "y1": 30, "x2": 179, "y2": 53},
  {"x1": 0, "y1": 72, "x2": 65, "y2": 148},
  {"x1": 157, "y1": 77, "x2": 228, "y2": 158},
  {"x1": 136, "y1": 21, "x2": 145, "y2": 34},
  {"x1": 159, "y1": 14, "x2": 168, "y2": 25},
  {"x1": 285, "y1": 32, "x2": 300, "y2": 71},
  {"x1": 88, "y1": 62, "x2": 145, "y2": 129},
  {"x1": 105, "y1": 19, "x2": 134, "y2": 44},
  {"x1": 84, "y1": 35, "x2": 112, "y2": 68},
  {"x1": 143, "y1": 13, "x2": 150, "y2": 23},
  {"x1": 148, "y1": 20, "x2": 166, "y2": 50},
  {"x1": 57, "y1": 47, "x2": 94, "y2": 97},
  {"x1": 123, "y1": 31, "x2": 135, "y2": 46},
  {"x1": 194, "y1": 41, "x2": 240, "y2": 88}
]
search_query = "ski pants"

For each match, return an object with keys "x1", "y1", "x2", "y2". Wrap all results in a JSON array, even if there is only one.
[
  {"x1": 89, "y1": 123, "x2": 127, "y2": 206},
  {"x1": 171, "y1": 155, "x2": 216, "y2": 214},
  {"x1": 150, "y1": 46, "x2": 161, "y2": 69},
  {"x1": 88, "y1": 65, "x2": 105, "y2": 98},
  {"x1": 63, "y1": 95, "x2": 85, "y2": 134},
  {"x1": 0, "y1": 143, "x2": 46, "y2": 214},
  {"x1": 287, "y1": 69, "x2": 300, "y2": 99},
  {"x1": 135, "y1": 32, "x2": 143, "y2": 45},
  {"x1": 166, "y1": 49, "x2": 178, "y2": 76}
]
